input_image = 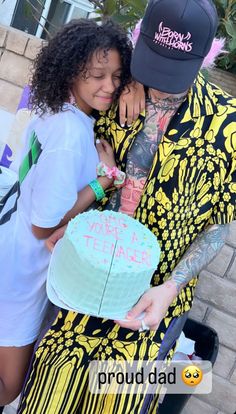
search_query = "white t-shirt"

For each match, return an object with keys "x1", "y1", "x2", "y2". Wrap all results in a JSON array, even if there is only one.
[{"x1": 0, "y1": 104, "x2": 99, "y2": 346}]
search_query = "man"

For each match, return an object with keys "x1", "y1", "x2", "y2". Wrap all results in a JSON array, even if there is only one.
[{"x1": 96, "y1": 0, "x2": 235, "y2": 332}]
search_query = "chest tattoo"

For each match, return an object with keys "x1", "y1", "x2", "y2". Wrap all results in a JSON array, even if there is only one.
[{"x1": 107, "y1": 93, "x2": 186, "y2": 215}]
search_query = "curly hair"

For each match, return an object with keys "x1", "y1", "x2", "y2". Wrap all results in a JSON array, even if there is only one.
[{"x1": 29, "y1": 19, "x2": 132, "y2": 114}]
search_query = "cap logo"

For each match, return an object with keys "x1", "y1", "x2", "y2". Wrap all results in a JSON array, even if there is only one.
[{"x1": 153, "y1": 22, "x2": 193, "y2": 52}]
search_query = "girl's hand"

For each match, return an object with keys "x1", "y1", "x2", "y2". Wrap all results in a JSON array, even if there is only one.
[
  {"x1": 115, "y1": 281, "x2": 178, "y2": 331},
  {"x1": 45, "y1": 224, "x2": 67, "y2": 252},
  {"x1": 96, "y1": 139, "x2": 116, "y2": 168},
  {"x1": 119, "y1": 81, "x2": 145, "y2": 127}
]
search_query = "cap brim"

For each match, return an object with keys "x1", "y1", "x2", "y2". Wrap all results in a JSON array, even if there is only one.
[{"x1": 131, "y1": 34, "x2": 203, "y2": 94}]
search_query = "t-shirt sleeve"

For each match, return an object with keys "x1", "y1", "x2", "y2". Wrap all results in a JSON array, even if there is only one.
[
  {"x1": 209, "y1": 151, "x2": 236, "y2": 224},
  {"x1": 31, "y1": 148, "x2": 82, "y2": 228}
]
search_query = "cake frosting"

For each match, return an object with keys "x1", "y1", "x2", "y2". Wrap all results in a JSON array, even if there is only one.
[{"x1": 47, "y1": 210, "x2": 161, "y2": 319}]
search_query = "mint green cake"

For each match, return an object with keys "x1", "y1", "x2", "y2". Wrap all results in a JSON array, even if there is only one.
[{"x1": 47, "y1": 210, "x2": 161, "y2": 320}]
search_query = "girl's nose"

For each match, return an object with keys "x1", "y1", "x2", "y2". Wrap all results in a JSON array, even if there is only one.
[{"x1": 103, "y1": 77, "x2": 117, "y2": 94}]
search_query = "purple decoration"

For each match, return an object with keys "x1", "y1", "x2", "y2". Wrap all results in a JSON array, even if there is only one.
[
  {"x1": 17, "y1": 85, "x2": 31, "y2": 111},
  {"x1": 0, "y1": 144, "x2": 13, "y2": 168}
]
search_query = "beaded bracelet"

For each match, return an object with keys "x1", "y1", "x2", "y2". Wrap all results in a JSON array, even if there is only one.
[
  {"x1": 89, "y1": 179, "x2": 105, "y2": 201},
  {"x1": 96, "y1": 162, "x2": 126, "y2": 187}
]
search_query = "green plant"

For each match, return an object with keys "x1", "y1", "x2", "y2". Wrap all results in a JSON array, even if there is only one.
[
  {"x1": 89, "y1": 0, "x2": 147, "y2": 30},
  {"x1": 214, "y1": 0, "x2": 236, "y2": 73}
]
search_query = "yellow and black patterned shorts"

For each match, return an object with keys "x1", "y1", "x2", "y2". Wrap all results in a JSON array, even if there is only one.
[{"x1": 17, "y1": 310, "x2": 188, "y2": 414}]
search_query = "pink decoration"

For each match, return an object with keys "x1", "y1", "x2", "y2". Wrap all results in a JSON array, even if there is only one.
[
  {"x1": 96, "y1": 161, "x2": 126, "y2": 187},
  {"x1": 201, "y1": 37, "x2": 226, "y2": 69},
  {"x1": 131, "y1": 19, "x2": 142, "y2": 46},
  {"x1": 69, "y1": 91, "x2": 76, "y2": 104},
  {"x1": 131, "y1": 19, "x2": 226, "y2": 69}
]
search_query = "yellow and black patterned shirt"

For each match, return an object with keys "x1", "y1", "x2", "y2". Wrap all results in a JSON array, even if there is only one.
[{"x1": 94, "y1": 73, "x2": 236, "y2": 319}]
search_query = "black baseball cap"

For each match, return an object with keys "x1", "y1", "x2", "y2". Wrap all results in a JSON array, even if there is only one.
[{"x1": 131, "y1": 0, "x2": 218, "y2": 94}]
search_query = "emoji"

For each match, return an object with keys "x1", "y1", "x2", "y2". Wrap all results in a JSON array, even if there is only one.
[{"x1": 181, "y1": 365, "x2": 203, "y2": 386}]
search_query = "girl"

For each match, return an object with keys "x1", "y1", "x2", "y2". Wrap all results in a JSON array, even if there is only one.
[{"x1": 0, "y1": 18, "x2": 132, "y2": 405}]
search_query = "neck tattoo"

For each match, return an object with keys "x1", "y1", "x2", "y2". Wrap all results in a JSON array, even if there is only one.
[{"x1": 146, "y1": 91, "x2": 187, "y2": 112}]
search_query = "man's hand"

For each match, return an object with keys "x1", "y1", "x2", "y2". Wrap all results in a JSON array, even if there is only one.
[
  {"x1": 119, "y1": 81, "x2": 145, "y2": 127},
  {"x1": 115, "y1": 281, "x2": 178, "y2": 331}
]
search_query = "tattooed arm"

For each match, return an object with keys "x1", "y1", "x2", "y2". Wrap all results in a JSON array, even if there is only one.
[
  {"x1": 170, "y1": 223, "x2": 230, "y2": 292},
  {"x1": 117, "y1": 223, "x2": 229, "y2": 331}
]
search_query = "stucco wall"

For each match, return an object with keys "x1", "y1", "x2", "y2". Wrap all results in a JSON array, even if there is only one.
[{"x1": 0, "y1": 24, "x2": 236, "y2": 414}]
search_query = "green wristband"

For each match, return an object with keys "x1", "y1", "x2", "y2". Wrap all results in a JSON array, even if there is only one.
[{"x1": 89, "y1": 179, "x2": 105, "y2": 201}]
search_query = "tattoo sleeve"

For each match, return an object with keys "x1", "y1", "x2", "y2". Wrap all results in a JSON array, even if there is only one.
[{"x1": 170, "y1": 224, "x2": 230, "y2": 292}]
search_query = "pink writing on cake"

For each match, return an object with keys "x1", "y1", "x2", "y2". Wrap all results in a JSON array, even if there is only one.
[
  {"x1": 131, "y1": 232, "x2": 139, "y2": 243},
  {"x1": 83, "y1": 235, "x2": 150, "y2": 265},
  {"x1": 153, "y1": 21, "x2": 193, "y2": 52},
  {"x1": 88, "y1": 221, "x2": 122, "y2": 241},
  {"x1": 115, "y1": 245, "x2": 150, "y2": 266},
  {"x1": 100, "y1": 213, "x2": 128, "y2": 229},
  {"x1": 84, "y1": 235, "x2": 115, "y2": 255}
]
